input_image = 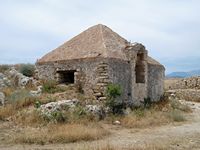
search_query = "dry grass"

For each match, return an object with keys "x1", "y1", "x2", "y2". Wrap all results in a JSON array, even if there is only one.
[
  {"x1": 120, "y1": 109, "x2": 170, "y2": 128},
  {"x1": 13, "y1": 109, "x2": 48, "y2": 126},
  {"x1": 164, "y1": 78, "x2": 181, "y2": 90},
  {"x1": 108, "y1": 99, "x2": 189, "y2": 129},
  {"x1": 0, "y1": 88, "x2": 38, "y2": 121},
  {"x1": 170, "y1": 99, "x2": 191, "y2": 113},
  {"x1": 0, "y1": 104, "x2": 16, "y2": 120},
  {"x1": 168, "y1": 109, "x2": 186, "y2": 122},
  {"x1": 78, "y1": 142, "x2": 168, "y2": 150},
  {"x1": 2, "y1": 87, "x2": 16, "y2": 97},
  {"x1": 14, "y1": 123, "x2": 108, "y2": 144}
]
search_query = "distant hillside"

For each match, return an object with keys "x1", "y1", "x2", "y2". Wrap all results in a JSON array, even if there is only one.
[{"x1": 167, "y1": 69, "x2": 200, "y2": 78}]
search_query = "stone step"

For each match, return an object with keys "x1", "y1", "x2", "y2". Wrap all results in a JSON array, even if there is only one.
[
  {"x1": 97, "y1": 76, "x2": 109, "y2": 79},
  {"x1": 96, "y1": 83, "x2": 108, "y2": 86},
  {"x1": 98, "y1": 97, "x2": 107, "y2": 101},
  {"x1": 94, "y1": 92, "x2": 103, "y2": 96},
  {"x1": 98, "y1": 64, "x2": 108, "y2": 68}
]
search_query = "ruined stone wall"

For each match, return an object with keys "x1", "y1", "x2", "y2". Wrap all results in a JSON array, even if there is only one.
[
  {"x1": 123, "y1": 45, "x2": 148, "y2": 105},
  {"x1": 36, "y1": 58, "x2": 108, "y2": 98},
  {"x1": 133, "y1": 54, "x2": 148, "y2": 104},
  {"x1": 92, "y1": 62, "x2": 109, "y2": 101},
  {"x1": 147, "y1": 64, "x2": 165, "y2": 101},
  {"x1": 107, "y1": 59, "x2": 131, "y2": 104},
  {"x1": 36, "y1": 56, "x2": 164, "y2": 105},
  {"x1": 170, "y1": 77, "x2": 200, "y2": 89},
  {"x1": 171, "y1": 89, "x2": 200, "y2": 102},
  {"x1": 36, "y1": 58, "x2": 133, "y2": 104},
  {"x1": 166, "y1": 77, "x2": 200, "y2": 102}
]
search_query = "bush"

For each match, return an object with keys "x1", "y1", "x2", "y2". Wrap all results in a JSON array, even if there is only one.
[
  {"x1": 106, "y1": 83, "x2": 123, "y2": 114},
  {"x1": 19, "y1": 64, "x2": 35, "y2": 77},
  {"x1": 34, "y1": 100, "x2": 41, "y2": 108},
  {"x1": 7, "y1": 89, "x2": 36, "y2": 109},
  {"x1": 41, "y1": 80, "x2": 58, "y2": 93},
  {"x1": 41, "y1": 80, "x2": 67, "y2": 94}
]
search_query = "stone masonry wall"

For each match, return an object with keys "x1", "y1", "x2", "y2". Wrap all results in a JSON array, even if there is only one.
[
  {"x1": 36, "y1": 56, "x2": 164, "y2": 105},
  {"x1": 174, "y1": 89, "x2": 200, "y2": 102},
  {"x1": 166, "y1": 77, "x2": 200, "y2": 102},
  {"x1": 107, "y1": 59, "x2": 131, "y2": 104},
  {"x1": 36, "y1": 58, "x2": 133, "y2": 104},
  {"x1": 123, "y1": 44, "x2": 148, "y2": 105},
  {"x1": 92, "y1": 62, "x2": 110, "y2": 101},
  {"x1": 36, "y1": 58, "x2": 107, "y2": 98},
  {"x1": 147, "y1": 64, "x2": 165, "y2": 101},
  {"x1": 170, "y1": 76, "x2": 200, "y2": 89}
]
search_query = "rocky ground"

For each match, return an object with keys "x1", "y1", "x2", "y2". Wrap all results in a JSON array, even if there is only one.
[
  {"x1": 1, "y1": 67, "x2": 200, "y2": 150},
  {"x1": 0, "y1": 99, "x2": 200, "y2": 150}
]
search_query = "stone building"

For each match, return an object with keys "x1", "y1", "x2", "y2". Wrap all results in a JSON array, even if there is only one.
[{"x1": 36, "y1": 24, "x2": 165, "y2": 105}]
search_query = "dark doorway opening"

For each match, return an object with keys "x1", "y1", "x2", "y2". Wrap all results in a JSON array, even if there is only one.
[
  {"x1": 135, "y1": 53, "x2": 145, "y2": 83},
  {"x1": 57, "y1": 70, "x2": 76, "y2": 84}
]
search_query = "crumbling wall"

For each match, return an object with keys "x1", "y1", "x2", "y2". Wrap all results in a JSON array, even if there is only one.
[
  {"x1": 107, "y1": 59, "x2": 131, "y2": 104},
  {"x1": 124, "y1": 44, "x2": 148, "y2": 105},
  {"x1": 92, "y1": 62, "x2": 109, "y2": 101},
  {"x1": 147, "y1": 64, "x2": 165, "y2": 101},
  {"x1": 169, "y1": 77, "x2": 200, "y2": 89},
  {"x1": 172, "y1": 89, "x2": 200, "y2": 102},
  {"x1": 36, "y1": 58, "x2": 105, "y2": 97}
]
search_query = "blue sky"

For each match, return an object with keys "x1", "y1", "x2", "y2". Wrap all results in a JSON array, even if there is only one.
[{"x1": 0, "y1": 0, "x2": 200, "y2": 73}]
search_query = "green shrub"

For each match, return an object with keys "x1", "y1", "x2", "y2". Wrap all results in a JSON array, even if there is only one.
[
  {"x1": 51, "y1": 111, "x2": 65, "y2": 123},
  {"x1": 19, "y1": 64, "x2": 35, "y2": 77},
  {"x1": 134, "y1": 108, "x2": 145, "y2": 118},
  {"x1": 41, "y1": 80, "x2": 67, "y2": 94},
  {"x1": 8, "y1": 89, "x2": 30, "y2": 103},
  {"x1": 7, "y1": 89, "x2": 36, "y2": 109},
  {"x1": 106, "y1": 83, "x2": 123, "y2": 114},
  {"x1": 42, "y1": 80, "x2": 58, "y2": 93},
  {"x1": 34, "y1": 100, "x2": 41, "y2": 108}
]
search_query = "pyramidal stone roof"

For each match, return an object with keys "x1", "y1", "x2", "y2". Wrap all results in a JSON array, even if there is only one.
[
  {"x1": 37, "y1": 24, "x2": 162, "y2": 66},
  {"x1": 38, "y1": 24, "x2": 129, "y2": 63}
]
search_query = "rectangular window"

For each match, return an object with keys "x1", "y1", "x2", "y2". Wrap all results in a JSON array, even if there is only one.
[
  {"x1": 57, "y1": 70, "x2": 76, "y2": 84},
  {"x1": 135, "y1": 53, "x2": 145, "y2": 83}
]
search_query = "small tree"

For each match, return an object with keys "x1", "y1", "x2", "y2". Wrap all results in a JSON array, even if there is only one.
[
  {"x1": 19, "y1": 64, "x2": 35, "y2": 77},
  {"x1": 106, "y1": 83, "x2": 123, "y2": 114}
]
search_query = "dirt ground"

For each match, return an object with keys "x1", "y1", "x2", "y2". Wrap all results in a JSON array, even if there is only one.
[
  {"x1": 164, "y1": 78, "x2": 181, "y2": 90},
  {"x1": 0, "y1": 100, "x2": 200, "y2": 150}
]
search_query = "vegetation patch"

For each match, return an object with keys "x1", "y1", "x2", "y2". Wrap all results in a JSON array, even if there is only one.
[
  {"x1": 106, "y1": 83, "x2": 123, "y2": 114},
  {"x1": 168, "y1": 109, "x2": 186, "y2": 122},
  {"x1": 41, "y1": 80, "x2": 66, "y2": 94},
  {"x1": 0, "y1": 64, "x2": 10, "y2": 73},
  {"x1": 19, "y1": 64, "x2": 35, "y2": 77},
  {"x1": 14, "y1": 124, "x2": 108, "y2": 144}
]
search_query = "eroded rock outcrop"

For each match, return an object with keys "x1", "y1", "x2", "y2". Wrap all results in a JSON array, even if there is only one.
[
  {"x1": 0, "y1": 73, "x2": 11, "y2": 89},
  {"x1": 39, "y1": 99, "x2": 79, "y2": 119},
  {"x1": 0, "y1": 92, "x2": 5, "y2": 106},
  {"x1": 8, "y1": 68, "x2": 34, "y2": 87}
]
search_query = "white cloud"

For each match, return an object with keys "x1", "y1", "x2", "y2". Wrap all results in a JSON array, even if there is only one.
[{"x1": 0, "y1": 0, "x2": 200, "y2": 73}]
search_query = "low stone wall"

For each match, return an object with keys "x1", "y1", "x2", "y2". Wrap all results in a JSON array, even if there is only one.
[
  {"x1": 166, "y1": 89, "x2": 200, "y2": 102},
  {"x1": 170, "y1": 76, "x2": 200, "y2": 89}
]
